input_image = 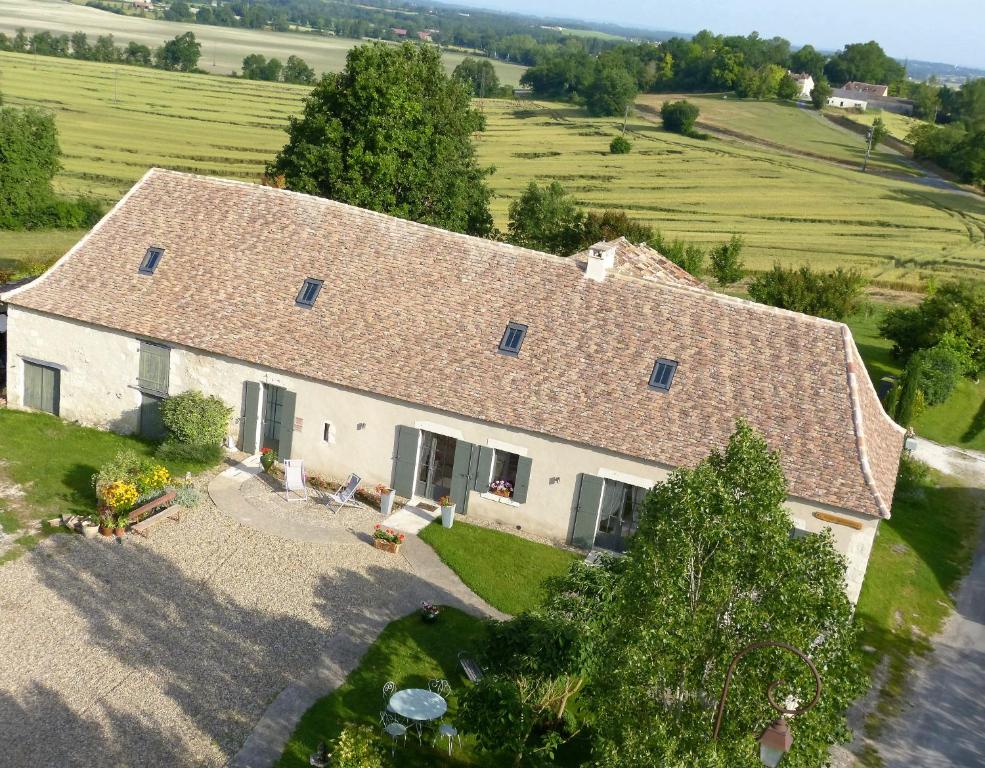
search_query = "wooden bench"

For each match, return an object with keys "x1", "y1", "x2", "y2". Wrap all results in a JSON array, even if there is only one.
[{"x1": 127, "y1": 491, "x2": 179, "y2": 538}]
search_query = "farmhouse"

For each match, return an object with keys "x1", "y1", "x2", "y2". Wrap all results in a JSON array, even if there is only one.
[
  {"x1": 842, "y1": 81, "x2": 890, "y2": 98},
  {"x1": 828, "y1": 88, "x2": 869, "y2": 110},
  {"x1": 1, "y1": 169, "x2": 904, "y2": 601},
  {"x1": 789, "y1": 71, "x2": 815, "y2": 98}
]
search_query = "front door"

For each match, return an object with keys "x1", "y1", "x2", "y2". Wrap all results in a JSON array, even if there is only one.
[
  {"x1": 415, "y1": 430, "x2": 457, "y2": 502},
  {"x1": 139, "y1": 393, "x2": 166, "y2": 440},
  {"x1": 594, "y1": 480, "x2": 647, "y2": 552},
  {"x1": 261, "y1": 384, "x2": 285, "y2": 453}
]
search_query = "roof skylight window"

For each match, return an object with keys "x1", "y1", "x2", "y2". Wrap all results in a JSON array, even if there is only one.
[
  {"x1": 296, "y1": 278, "x2": 323, "y2": 308},
  {"x1": 498, "y1": 322, "x2": 528, "y2": 356},
  {"x1": 139, "y1": 247, "x2": 164, "y2": 274},
  {"x1": 648, "y1": 359, "x2": 678, "y2": 391}
]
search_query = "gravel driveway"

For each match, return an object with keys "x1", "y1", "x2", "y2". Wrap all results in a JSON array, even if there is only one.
[{"x1": 0, "y1": 488, "x2": 463, "y2": 767}]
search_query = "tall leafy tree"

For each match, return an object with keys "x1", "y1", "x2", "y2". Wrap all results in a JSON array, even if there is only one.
[
  {"x1": 810, "y1": 76, "x2": 832, "y2": 110},
  {"x1": 823, "y1": 41, "x2": 905, "y2": 87},
  {"x1": 589, "y1": 422, "x2": 867, "y2": 767},
  {"x1": 709, "y1": 235, "x2": 745, "y2": 285},
  {"x1": 452, "y1": 56, "x2": 500, "y2": 97},
  {"x1": 154, "y1": 32, "x2": 201, "y2": 72},
  {"x1": 0, "y1": 107, "x2": 60, "y2": 229},
  {"x1": 267, "y1": 43, "x2": 493, "y2": 236},
  {"x1": 585, "y1": 65, "x2": 638, "y2": 117},
  {"x1": 282, "y1": 55, "x2": 316, "y2": 85},
  {"x1": 748, "y1": 265, "x2": 866, "y2": 320},
  {"x1": 507, "y1": 181, "x2": 584, "y2": 255},
  {"x1": 790, "y1": 44, "x2": 827, "y2": 79}
]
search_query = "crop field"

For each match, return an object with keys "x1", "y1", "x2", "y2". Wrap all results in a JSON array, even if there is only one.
[
  {"x1": 1, "y1": 52, "x2": 984, "y2": 288},
  {"x1": 637, "y1": 93, "x2": 913, "y2": 173},
  {"x1": 0, "y1": 0, "x2": 526, "y2": 82}
]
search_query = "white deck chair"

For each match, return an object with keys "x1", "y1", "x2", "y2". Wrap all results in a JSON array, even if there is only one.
[
  {"x1": 326, "y1": 473, "x2": 361, "y2": 513},
  {"x1": 283, "y1": 459, "x2": 308, "y2": 502}
]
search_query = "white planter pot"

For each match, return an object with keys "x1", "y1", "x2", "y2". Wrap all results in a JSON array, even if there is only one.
[
  {"x1": 80, "y1": 523, "x2": 99, "y2": 539},
  {"x1": 380, "y1": 491, "x2": 396, "y2": 517},
  {"x1": 441, "y1": 504, "x2": 456, "y2": 528}
]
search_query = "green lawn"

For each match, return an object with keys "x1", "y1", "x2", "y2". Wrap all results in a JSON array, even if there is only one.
[
  {"x1": 418, "y1": 521, "x2": 580, "y2": 615},
  {"x1": 277, "y1": 608, "x2": 489, "y2": 768},
  {"x1": 0, "y1": 408, "x2": 212, "y2": 526},
  {"x1": 855, "y1": 461, "x2": 983, "y2": 735},
  {"x1": 846, "y1": 306, "x2": 985, "y2": 452}
]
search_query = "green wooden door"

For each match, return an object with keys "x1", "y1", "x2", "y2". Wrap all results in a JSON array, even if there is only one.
[
  {"x1": 392, "y1": 426, "x2": 420, "y2": 498},
  {"x1": 139, "y1": 393, "x2": 166, "y2": 440},
  {"x1": 261, "y1": 384, "x2": 285, "y2": 453},
  {"x1": 24, "y1": 361, "x2": 59, "y2": 416},
  {"x1": 571, "y1": 474, "x2": 604, "y2": 549}
]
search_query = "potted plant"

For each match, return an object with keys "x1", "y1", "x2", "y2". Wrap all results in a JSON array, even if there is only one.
[
  {"x1": 372, "y1": 525, "x2": 405, "y2": 554},
  {"x1": 439, "y1": 495, "x2": 455, "y2": 528},
  {"x1": 260, "y1": 447, "x2": 277, "y2": 473},
  {"x1": 80, "y1": 514, "x2": 100, "y2": 539},
  {"x1": 489, "y1": 480, "x2": 513, "y2": 499},
  {"x1": 420, "y1": 601, "x2": 441, "y2": 624},
  {"x1": 112, "y1": 509, "x2": 128, "y2": 537},
  {"x1": 309, "y1": 740, "x2": 330, "y2": 768},
  {"x1": 376, "y1": 484, "x2": 396, "y2": 517}
]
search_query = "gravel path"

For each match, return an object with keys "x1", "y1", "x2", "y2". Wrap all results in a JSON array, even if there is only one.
[{"x1": 0, "y1": 466, "x2": 499, "y2": 768}]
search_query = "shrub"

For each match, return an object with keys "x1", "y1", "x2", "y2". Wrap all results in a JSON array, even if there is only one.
[
  {"x1": 748, "y1": 264, "x2": 867, "y2": 320},
  {"x1": 709, "y1": 235, "x2": 745, "y2": 286},
  {"x1": 156, "y1": 440, "x2": 224, "y2": 467},
  {"x1": 660, "y1": 99, "x2": 699, "y2": 135},
  {"x1": 159, "y1": 390, "x2": 232, "y2": 446},
  {"x1": 912, "y1": 344, "x2": 963, "y2": 406},
  {"x1": 329, "y1": 725, "x2": 385, "y2": 768},
  {"x1": 172, "y1": 484, "x2": 202, "y2": 509},
  {"x1": 609, "y1": 135, "x2": 631, "y2": 154},
  {"x1": 92, "y1": 449, "x2": 169, "y2": 508}
]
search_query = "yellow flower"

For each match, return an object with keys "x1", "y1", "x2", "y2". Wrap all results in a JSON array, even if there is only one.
[{"x1": 101, "y1": 481, "x2": 138, "y2": 510}]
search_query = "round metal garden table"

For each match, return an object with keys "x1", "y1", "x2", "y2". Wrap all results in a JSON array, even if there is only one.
[{"x1": 388, "y1": 688, "x2": 448, "y2": 743}]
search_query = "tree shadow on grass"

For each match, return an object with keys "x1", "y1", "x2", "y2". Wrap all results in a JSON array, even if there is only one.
[
  {"x1": 62, "y1": 462, "x2": 100, "y2": 515},
  {"x1": 961, "y1": 397, "x2": 985, "y2": 443},
  {"x1": 1, "y1": 524, "x2": 494, "y2": 767}
]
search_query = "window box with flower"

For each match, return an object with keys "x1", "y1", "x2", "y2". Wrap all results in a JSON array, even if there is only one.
[{"x1": 372, "y1": 525, "x2": 405, "y2": 554}]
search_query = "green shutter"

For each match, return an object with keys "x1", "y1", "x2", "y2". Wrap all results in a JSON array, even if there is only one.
[
  {"x1": 512, "y1": 455, "x2": 533, "y2": 504},
  {"x1": 23, "y1": 362, "x2": 42, "y2": 411},
  {"x1": 449, "y1": 441, "x2": 476, "y2": 512},
  {"x1": 392, "y1": 426, "x2": 420, "y2": 497},
  {"x1": 278, "y1": 390, "x2": 297, "y2": 460},
  {"x1": 571, "y1": 474, "x2": 604, "y2": 549},
  {"x1": 138, "y1": 341, "x2": 170, "y2": 396},
  {"x1": 472, "y1": 446, "x2": 494, "y2": 492},
  {"x1": 241, "y1": 381, "x2": 261, "y2": 453}
]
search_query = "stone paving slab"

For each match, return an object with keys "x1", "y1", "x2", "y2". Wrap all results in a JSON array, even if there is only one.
[{"x1": 381, "y1": 504, "x2": 441, "y2": 534}]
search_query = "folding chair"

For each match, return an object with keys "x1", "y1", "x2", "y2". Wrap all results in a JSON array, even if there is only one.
[
  {"x1": 283, "y1": 459, "x2": 308, "y2": 502},
  {"x1": 326, "y1": 473, "x2": 361, "y2": 513}
]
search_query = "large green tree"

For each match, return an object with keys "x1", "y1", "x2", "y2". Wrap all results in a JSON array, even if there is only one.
[
  {"x1": 790, "y1": 44, "x2": 826, "y2": 79},
  {"x1": 452, "y1": 56, "x2": 500, "y2": 97},
  {"x1": 585, "y1": 65, "x2": 638, "y2": 117},
  {"x1": 748, "y1": 265, "x2": 867, "y2": 321},
  {"x1": 588, "y1": 422, "x2": 867, "y2": 767},
  {"x1": 0, "y1": 106, "x2": 60, "y2": 229},
  {"x1": 823, "y1": 41, "x2": 905, "y2": 87},
  {"x1": 506, "y1": 181, "x2": 584, "y2": 255},
  {"x1": 154, "y1": 32, "x2": 201, "y2": 72},
  {"x1": 267, "y1": 43, "x2": 493, "y2": 236}
]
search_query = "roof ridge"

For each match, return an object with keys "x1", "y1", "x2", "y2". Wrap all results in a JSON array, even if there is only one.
[
  {"x1": 840, "y1": 324, "x2": 906, "y2": 519},
  {"x1": 144, "y1": 167, "x2": 568, "y2": 266}
]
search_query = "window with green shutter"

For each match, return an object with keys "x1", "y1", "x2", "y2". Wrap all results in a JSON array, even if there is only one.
[{"x1": 138, "y1": 341, "x2": 170, "y2": 396}]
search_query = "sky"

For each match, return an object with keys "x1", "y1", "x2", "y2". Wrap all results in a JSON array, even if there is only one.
[{"x1": 452, "y1": 0, "x2": 985, "y2": 69}]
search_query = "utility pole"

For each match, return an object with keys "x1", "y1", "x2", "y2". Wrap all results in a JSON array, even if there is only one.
[
  {"x1": 113, "y1": 69, "x2": 119, "y2": 104},
  {"x1": 861, "y1": 127, "x2": 874, "y2": 173}
]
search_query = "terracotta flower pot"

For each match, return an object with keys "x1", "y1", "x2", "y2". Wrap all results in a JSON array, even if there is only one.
[
  {"x1": 373, "y1": 538, "x2": 401, "y2": 554},
  {"x1": 113, "y1": 527, "x2": 126, "y2": 537},
  {"x1": 99, "y1": 525, "x2": 113, "y2": 537}
]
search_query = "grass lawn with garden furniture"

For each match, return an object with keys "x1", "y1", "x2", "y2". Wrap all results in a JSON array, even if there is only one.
[
  {"x1": 418, "y1": 520, "x2": 580, "y2": 615},
  {"x1": 0, "y1": 408, "x2": 216, "y2": 532},
  {"x1": 277, "y1": 607, "x2": 589, "y2": 768}
]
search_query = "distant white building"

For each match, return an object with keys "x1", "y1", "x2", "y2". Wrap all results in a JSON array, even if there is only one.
[
  {"x1": 828, "y1": 89, "x2": 868, "y2": 111},
  {"x1": 789, "y1": 71, "x2": 815, "y2": 98}
]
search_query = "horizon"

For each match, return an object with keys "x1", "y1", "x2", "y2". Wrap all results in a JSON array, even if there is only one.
[{"x1": 450, "y1": 0, "x2": 985, "y2": 71}]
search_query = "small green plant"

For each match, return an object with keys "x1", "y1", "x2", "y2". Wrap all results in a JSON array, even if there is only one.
[
  {"x1": 329, "y1": 725, "x2": 385, "y2": 768},
  {"x1": 260, "y1": 447, "x2": 277, "y2": 472},
  {"x1": 609, "y1": 135, "x2": 631, "y2": 154},
  {"x1": 173, "y1": 485, "x2": 202, "y2": 509},
  {"x1": 159, "y1": 390, "x2": 232, "y2": 446}
]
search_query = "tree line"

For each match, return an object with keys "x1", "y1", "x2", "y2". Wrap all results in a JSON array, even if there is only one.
[{"x1": 0, "y1": 28, "x2": 202, "y2": 72}]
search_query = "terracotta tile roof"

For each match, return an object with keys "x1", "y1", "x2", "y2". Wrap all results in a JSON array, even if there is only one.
[
  {"x1": 575, "y1": 238, "x2": 708, "y2": 289},
  {"x1": 4, "y1": 169, "x2": 905, "y2": 517}
]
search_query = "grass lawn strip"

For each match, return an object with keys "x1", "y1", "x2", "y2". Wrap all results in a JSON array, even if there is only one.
[
  {"x1": 276, "y1": 607, "x2": 488, "y2": 768},
  {"x1": 418, "y1": 519, "x2": 580, "y2": 615},
  {"x1": 0, "y1": 408, "x2": 212, "y2": 528},
  {"x1": 854, "y1": 464, "x2": 984, "y2": 750}
]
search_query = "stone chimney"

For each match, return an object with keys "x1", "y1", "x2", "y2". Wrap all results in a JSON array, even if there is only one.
[{"x1": 585, "y1": 242, "x2": 616, "y2": 282}]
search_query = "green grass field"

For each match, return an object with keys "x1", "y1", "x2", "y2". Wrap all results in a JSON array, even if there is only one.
[
  {"x1": 0, "y1": 0, "x2": 526, "y2": 82},
  {"x1": 2, "y1": 51, "x2": 985, "y2": 289}
]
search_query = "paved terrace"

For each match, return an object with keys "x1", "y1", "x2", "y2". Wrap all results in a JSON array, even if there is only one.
[{"x1": 0, "y1": 459, "x2": 502, "y2": 767}]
